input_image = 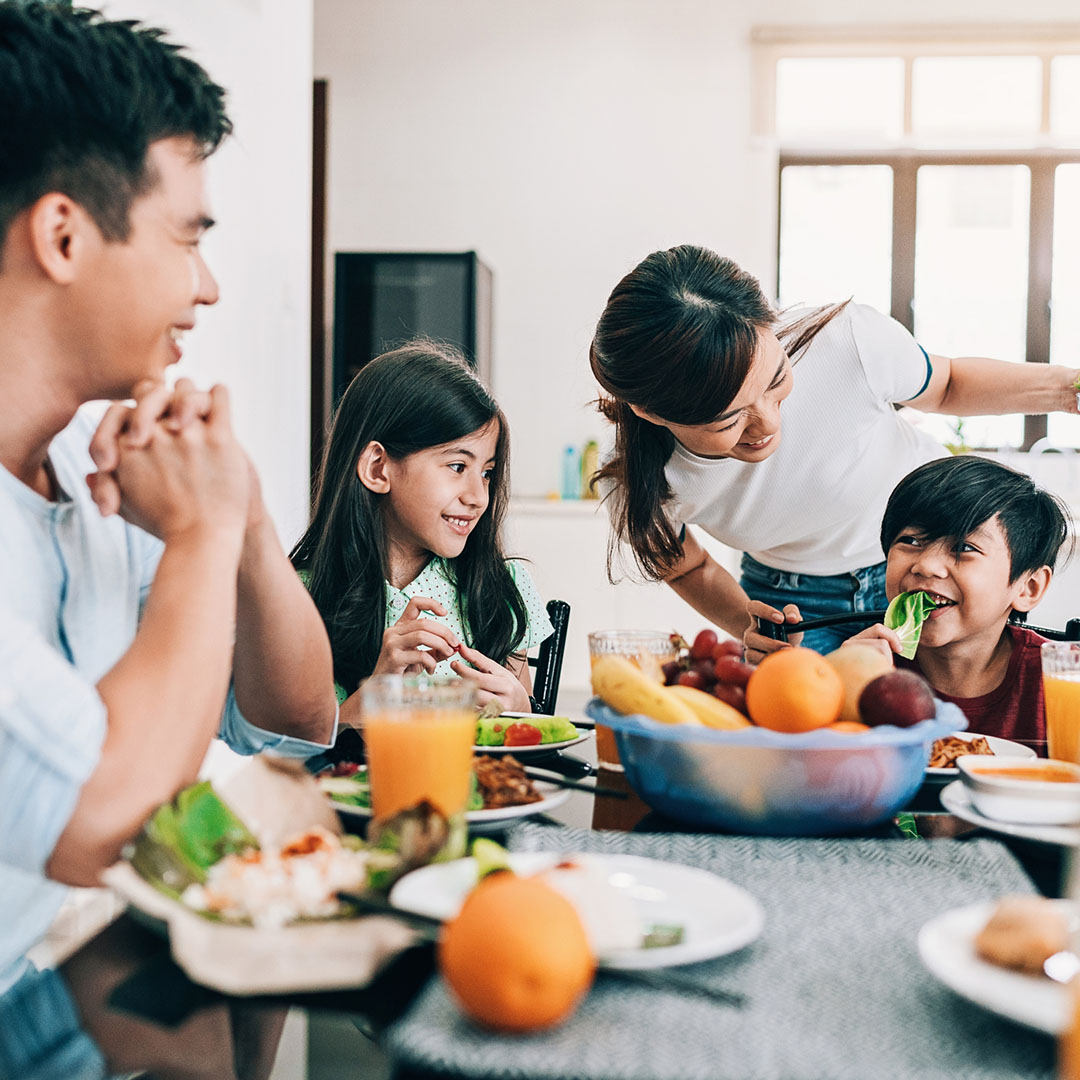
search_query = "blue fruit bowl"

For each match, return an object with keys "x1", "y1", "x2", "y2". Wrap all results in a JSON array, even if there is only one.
[{"x1": 585, "y1": 698, "x2": 967, "y2": 836}]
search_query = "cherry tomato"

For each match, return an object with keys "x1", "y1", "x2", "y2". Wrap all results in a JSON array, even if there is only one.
[
  {"x1": 503, "y1": 722, "x2": 543, "y2": 747},
  {"x1": 714, "y1": 656, "x2": 754, "y2": 687},
  {"x1": 690, "y1": 629, "x2": 719, "y2": 661}
]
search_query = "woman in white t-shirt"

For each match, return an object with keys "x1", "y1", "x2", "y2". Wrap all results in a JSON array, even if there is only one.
[{"x1": 590, "y1": 245, "x2": 1080, "y2": 659}]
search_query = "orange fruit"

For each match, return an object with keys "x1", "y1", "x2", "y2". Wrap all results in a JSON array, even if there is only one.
[
  {"x1": 827, "y1": 720, "x2": 872, "y2": 734},
  {"x1": 745, "y1": 647, "x2": 844, "y2": 733},
  {"x1": 439, "y1": 872, "x2": 595, "y2": 1032}
]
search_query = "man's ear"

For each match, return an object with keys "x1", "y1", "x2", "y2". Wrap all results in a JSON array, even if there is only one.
[
  {"x1": 356, "y1": 441, "x2": 391, "y2": 494},
  {"x1": 27, "y1": 193, "x2": 93, "y2": 285},
  {"x1": 1011, "y1": 565, "x2": 1052, "y2": 614}
]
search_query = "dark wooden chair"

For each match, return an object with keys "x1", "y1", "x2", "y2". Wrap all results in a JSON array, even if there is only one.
[{"x1": 528, "y1": 600, "x2": 570, "y2": 715}]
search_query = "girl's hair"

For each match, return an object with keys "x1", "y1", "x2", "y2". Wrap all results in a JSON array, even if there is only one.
[
  {"x1": 291, "y1": 341, "x2": 527, "y2": 695},
  {"x1": 881, "y1": 455, "x2": 1071, "y2": 622},
  {"x1": 591, "y1": 244, "x2": 848, "y2": 581}
]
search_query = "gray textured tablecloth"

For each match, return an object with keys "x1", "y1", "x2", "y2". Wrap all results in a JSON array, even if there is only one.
[{"x1": 385, "y1": 824, "x2": 1054, "y2": 1080}]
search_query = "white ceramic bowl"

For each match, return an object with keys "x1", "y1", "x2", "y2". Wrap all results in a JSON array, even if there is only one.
[{"x1": 956, "y1": 755, "x2": 1080, "y2": 825}]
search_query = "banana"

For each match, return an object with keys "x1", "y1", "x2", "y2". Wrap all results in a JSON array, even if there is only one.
[
  {"x1": 666, "y1": 684, "x2": 752, "y2": 730},
  {"x1": 590, "y1": 655, "x2": 699, "y2": 726}
]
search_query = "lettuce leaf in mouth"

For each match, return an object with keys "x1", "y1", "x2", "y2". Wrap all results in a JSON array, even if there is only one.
[{"x1": 884, "y1": 590, "x2": 939, "y2": 660}]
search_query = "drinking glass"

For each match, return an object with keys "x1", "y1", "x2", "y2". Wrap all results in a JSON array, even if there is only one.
[
  {"x1": 587, "y1": 629, "x2": 678, "y2": 772},
  {"x1": 1041, "y1": 642, "x2": 1080, "y2": 763},
  {"x1": 361, "y1": 675, "x2": 477, "y2": 823}
]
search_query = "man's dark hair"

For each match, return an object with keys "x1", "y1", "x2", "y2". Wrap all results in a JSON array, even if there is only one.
[
  {"x1": 0, "y1": 2, "x2": 231, "y2": 247},
  {"x1": 882, "y1": 456, "x2": 1070, "y2": 619}
]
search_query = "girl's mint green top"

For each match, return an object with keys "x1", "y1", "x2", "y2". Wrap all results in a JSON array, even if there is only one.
[{"x1": 311, "y1": 559, "x2": 554, "y2": 704}]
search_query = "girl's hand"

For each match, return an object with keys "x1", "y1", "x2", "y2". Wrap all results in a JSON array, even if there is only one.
[
  {"x1": 846, "y1": 624, "x2": 903, "y2": 662},
  {"x1": 372, "y1": 596, "x2": 460, "y2": 676},
  {"x1": 450, "y1": 644, "x2": 531, "y2": 713},
  {"x1": 743, "y1": 601, "x2": 803, "y2": 665}
]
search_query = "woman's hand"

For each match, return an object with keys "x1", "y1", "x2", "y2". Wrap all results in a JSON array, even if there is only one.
[
  {"x1": 371, "y1": 596, "x2": 460, "y2": 675},
  {"x1": 845, "y1": 624, "x2": 903, "y2": 662},
  {"x1": 743, "y1": 601, "x2": 803, "y2": 665},
  {"x1": 450, "y1": 644, "x2": 531, "y2": 713}
]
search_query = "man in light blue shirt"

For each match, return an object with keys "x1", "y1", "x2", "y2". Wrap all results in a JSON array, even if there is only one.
[{"x1": 0, "y1": 4, "x2": 339, "y2": 990}]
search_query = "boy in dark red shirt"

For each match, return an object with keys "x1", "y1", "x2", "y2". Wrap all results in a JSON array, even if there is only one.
[{"x1": 850, "y1": 455, "x2": 1069, "y2": 747}]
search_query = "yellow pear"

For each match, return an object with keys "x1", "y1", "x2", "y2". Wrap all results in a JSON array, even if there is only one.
[{"x1": 824, "y1": 644, "x2": 894, "y2": 724}]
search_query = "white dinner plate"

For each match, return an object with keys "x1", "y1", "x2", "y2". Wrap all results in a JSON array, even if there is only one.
[
  {"x1": 329, "y1": 775, "x2": 572, "y2": 835},
  {"x1": 473, "y1": 713, "x2": 591, "y2": 755},
  {"x1": 926, "y1": 732, "x2": 1036, "y2": 777},
  {"x1": 388, "y1": 851, "x2": 765, "y2": 970},
  {"x1": 940, "y1": 780, "x2": 1080, "y2": 847},
  {"x1": 918, "y1": 899, "x2": 1074, "y2": 1035}
]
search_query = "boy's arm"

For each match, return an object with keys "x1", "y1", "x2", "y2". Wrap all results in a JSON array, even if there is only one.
[
  {"x1": 230, "y1": 471, "x2": 337, "y2": 745},
  {"x1": 905, "y1": 355, "x2": 1080, "y2": 416}
]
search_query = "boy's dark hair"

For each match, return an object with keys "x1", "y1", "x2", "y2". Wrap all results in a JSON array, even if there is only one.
[
  {"x1": 0, "y1": 2, "x2": 231, "y2": 248},
  {"x1": 882, "y1": 456, "x2": 1070, "y2": 621},
  {"x1": 290, "y1": 341, "x2": 527, "y2": 695}
]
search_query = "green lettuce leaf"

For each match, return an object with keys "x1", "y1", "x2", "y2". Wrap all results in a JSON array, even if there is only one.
[
  {"x1": 130, "y1": 781, "x2": 257, "y2": 898},
  {"x1": 884, "y1": 591, "x2": 939, "y2": 660}
]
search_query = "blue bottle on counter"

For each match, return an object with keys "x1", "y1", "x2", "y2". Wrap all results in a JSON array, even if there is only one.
[{"x1": 561, "y1": 445, "x2": 580, "y2": 499}]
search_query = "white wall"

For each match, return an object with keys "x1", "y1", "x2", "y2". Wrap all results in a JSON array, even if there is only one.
[
  {"x1": 103, "y1": 0, "x2": 315, "y2": 544},
  {"x1": 315, "y1": 0, "x2": 1080, "y2": 499}
]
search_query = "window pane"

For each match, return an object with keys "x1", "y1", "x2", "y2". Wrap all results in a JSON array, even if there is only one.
[
  {"x1": 1049, "y1": 164, "x2": 1080, "y2": 449},
  {"x1": 911, "y1": 57, "x2": 1042, "y2": 139},
  {"x1": 1051, "y1": 57, "x2": 1080, "y2": 141},
  {"x1": 912, "y1": 165, "x2": 1030, "y2": 448},
  {"x1": 778, "y1": 165, "x2": 892, "y2": 311},
  {"x1": 776, "y1": 58, "x2": 903, "y2": 140}
]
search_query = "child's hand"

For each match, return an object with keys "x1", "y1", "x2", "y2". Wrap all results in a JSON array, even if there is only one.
[
  {"x1": 846, "y1": 624, "x2": 903, "y2": 661},
  {"x1": 743, "y1": 601, "x2": 803, "y2": 665},
  {"x1": 373, "y1": 596, "x2": 460, "y2": 675},
  {"x1": 450, "y1": 644, "x2": 531, "y2": 713}
]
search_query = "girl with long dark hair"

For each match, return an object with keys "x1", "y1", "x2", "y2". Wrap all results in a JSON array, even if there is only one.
[
  {"x1": 591, "y1": 245, "x2": 1080, "y2": 659},
  {"x1": 292, "y1": 342, "x2": 551, "y2": 712}
]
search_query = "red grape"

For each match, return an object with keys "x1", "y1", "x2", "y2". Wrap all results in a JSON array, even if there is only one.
[
  {"x1": 712, "y1": 682, "x2": 748, "y2": 714},
  {"x1": 714, "y1": 656, "x2": 754, "y2": 687},
  {"x1": 712, "y1": 639, "x2": 744, "y2": 661},
  {"x1": 677, "y1": 670, "x2": 707, "y2": 690},
  {"x1": 692, "y1": 658, "x2": 716, "y2": 686},
  {"x1": 661, "y1": 661, "x2": 682, "y2": 686},
  {"x1": 690, "y1": 629, "x2": 719, "y2": 661}
]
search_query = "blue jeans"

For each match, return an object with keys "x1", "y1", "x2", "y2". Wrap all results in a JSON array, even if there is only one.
[{"x1": 740, "y1": 554, "x2": 888, "y2": 655}]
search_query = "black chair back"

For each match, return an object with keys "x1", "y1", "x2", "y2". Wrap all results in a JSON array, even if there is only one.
[
  {"x1": 1025, "y1": 618, "x2": 1080, "y2": 641},
  {"x1": 528, "y1": 600, "x2": 570, "y2": 715}
]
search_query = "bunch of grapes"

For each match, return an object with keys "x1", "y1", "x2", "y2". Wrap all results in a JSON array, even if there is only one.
[{"x1": 662, "y1": 629, "x2": 754, "y2": 715}]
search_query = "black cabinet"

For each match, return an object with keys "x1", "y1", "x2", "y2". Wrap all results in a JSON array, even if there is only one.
[{"x1": 331, "y1": 251, "x2": 492, "y2": 406}]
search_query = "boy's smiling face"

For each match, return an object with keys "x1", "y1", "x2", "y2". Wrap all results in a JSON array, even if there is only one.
[{"x1": 885, "y1": 514, "x2": 1049, "y2": 651}]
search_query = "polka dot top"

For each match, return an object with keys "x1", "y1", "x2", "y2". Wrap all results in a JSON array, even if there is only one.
[
  {"x1": 383, "y1": 557, "x2": 553, "y2": 679},
  {"x1": 311, "y1": 559, "x2": 554, "y2": 704}
]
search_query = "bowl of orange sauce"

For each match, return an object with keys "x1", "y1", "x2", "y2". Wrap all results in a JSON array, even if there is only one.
[{"x1": 957, "y1": 755, "x2": 1080, "y2": 825}]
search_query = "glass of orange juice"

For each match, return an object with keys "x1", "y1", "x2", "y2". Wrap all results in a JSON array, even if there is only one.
[
  {"x1": 588, "y1": 629, "x2": 678, "y2": 772},
  {"x1": 1042, "y1": 642, "x2": 1080, "y2": 763},
  {"x1": 361, "y1": 675, "x2": 477, "y2": 852}
]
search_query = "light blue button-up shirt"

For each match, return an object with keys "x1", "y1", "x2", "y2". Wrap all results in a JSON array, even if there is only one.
[{"x1": 0, "y1": 409, "x2": 334, "y2": 990}]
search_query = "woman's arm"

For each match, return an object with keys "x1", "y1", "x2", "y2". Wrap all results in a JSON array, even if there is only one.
[
  {"x1": 663, "y1": 531, "x2": 751, "y2": 639},
  {"x1": 906, "y1": 355, "x2": 1080, "y2": 417}
]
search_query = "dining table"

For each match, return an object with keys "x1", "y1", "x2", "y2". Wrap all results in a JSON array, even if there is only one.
[{"x1": 0, "y1": 741, "x2": 1068, "y2": 1080}]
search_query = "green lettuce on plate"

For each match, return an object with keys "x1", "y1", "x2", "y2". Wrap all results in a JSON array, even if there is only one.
[
  {"x1": 474, "y1": 715, "x2": 578, "y2": 746},
  {"x1": 130, "y1": 781, "x2": 257, "y2": 899},
  {"x1": 884, "y1": 591, "x2": 939, "y2": 660}
]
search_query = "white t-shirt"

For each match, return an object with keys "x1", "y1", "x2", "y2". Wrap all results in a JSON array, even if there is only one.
[{"x1": 664, "y1": 303, "x2": 945, "y2": 576}]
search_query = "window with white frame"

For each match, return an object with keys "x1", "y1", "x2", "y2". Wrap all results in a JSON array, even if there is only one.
[{"x1": 756, "y1": 27, "x2": 1080, "y2": 451}]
